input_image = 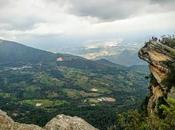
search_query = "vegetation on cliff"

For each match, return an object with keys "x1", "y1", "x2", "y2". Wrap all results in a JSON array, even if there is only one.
[
  {"x1": 116, "y1": 36, "x2": 175, "y2": 130},
  {"x1": 117, "y1": 98, "x2": 175, "y2": 130}
]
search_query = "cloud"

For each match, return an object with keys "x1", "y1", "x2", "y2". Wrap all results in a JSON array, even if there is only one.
[
  {"x1": 0, "y1": 17, "x2": 43, "y2": 31},
  {"x1": 0, "y1": 0, "x2": 10, "y2": 8},
  {"x1": 58, "y1": 0, "x2": 175, "y2": 21},
  {"x1": 66, "y1": 0, "x2": 146, "y2": 21},
  {"x1": 0, "y1": 0, "x2": 174, "y2": 51},
  {"x1": 151, "y1": 0, "x2": 174, "y2": 4},
  {"x1": 0, "y1": 0, "x2": 45, "y2": 31}
]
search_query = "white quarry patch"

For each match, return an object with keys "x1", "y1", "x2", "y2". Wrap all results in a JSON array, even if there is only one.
[
  {"x1": 36, "y1": 103, "x2": 42, "y2": 107},
  {"x1": 90, "y1": 88, "x2": 98, "y2": 92},
  {"x1": 97, "y1": 97, "x2": 116, "y2": 102}
]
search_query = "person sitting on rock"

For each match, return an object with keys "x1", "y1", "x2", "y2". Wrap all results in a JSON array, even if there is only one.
[{"x1": 152, "y1": 36, "x2": 157, "y2": 41}]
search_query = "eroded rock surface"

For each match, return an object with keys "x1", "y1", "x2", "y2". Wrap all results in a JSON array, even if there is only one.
[
  {"x1": 45, "y1": 114, "x2": 98, "y2": 130},
  {"x1": 139, "y1": 37, "x2": 175, "y2": 114},
  {"x1": 0, "y1": 110, "x2": 98, "y2": 130}
]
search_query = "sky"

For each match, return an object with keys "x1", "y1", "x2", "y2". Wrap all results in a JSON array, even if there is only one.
[{"x1": 0, "y1": 0, "x2": 175, "y2": 52}]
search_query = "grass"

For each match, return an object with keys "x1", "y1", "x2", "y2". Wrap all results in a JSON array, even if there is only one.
[
  {"x1": 20, "y1": 99, "x2": 68, "y2": 108},
  {"x1": 0, "y1": 92, "x2": 11, "y2": 98},
  {"x1": 63, "y1": 89, "x2": 101, "y2": 99}
]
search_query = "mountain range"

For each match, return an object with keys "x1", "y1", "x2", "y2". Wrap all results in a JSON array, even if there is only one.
[
  {"x1": 0, "y1": 39, "x2": 148, "y2": 130},
  {"x1": 67, "y1": 42, "x2": 146, "y2": 66}
]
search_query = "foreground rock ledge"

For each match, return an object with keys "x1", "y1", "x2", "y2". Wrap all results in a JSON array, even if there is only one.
[{"x1": 0, "y1": 110, "x2": 98, "y2": 130}]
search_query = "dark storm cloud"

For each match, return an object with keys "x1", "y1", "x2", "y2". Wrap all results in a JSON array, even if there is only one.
[
  {"x1": 151, "y1": 0, "x2": 174, "y2": 3},
  {"x1": 58, "y1": 0, "x2": 175, "y2": 21},
  {"x1": 64, "y1": 0, "x2": 145, "y2": 21}
]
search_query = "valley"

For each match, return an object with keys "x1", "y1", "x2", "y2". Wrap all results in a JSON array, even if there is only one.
[{"x1": 0, "y1": 40, "x2": 149, "y2": 130}]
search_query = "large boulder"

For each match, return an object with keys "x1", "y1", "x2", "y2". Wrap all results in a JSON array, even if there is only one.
[
  {"x1": 45, "y1": 114, "x2": 98, "y2": 130},
  {"x1": 0, "y1": 110, "x2": 98, "y2": 130}
]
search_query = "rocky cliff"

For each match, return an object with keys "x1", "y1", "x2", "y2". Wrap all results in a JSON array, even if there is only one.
[
  {"x1": 0, "y1": 110, "x2": 98, "y2": 130},
  {"x1": 139, "y1": 37, "x2": 175, "y2": 114}
]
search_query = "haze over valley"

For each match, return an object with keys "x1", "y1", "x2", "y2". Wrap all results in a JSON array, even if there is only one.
[{"x1": 0, "y1": 0, "x2": 175, "y2": 130}]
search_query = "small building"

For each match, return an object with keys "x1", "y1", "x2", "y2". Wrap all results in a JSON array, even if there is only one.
[{"x1": 57, "y1": 57, "x2": 64, "y2": 62}]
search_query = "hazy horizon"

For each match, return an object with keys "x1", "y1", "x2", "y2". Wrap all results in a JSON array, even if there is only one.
[{"x1": 0, "y1": 0, "x2": 175, "y2": 53}]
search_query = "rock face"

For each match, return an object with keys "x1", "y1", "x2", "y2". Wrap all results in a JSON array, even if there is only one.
[
  {"x1": 45, "y1": 114, "x2": 98, "y2": 130},
  {"x1": 0, "y1": 110, "x2": 98, "y2": 130},
  {"x1": 139, "y1": 37, "x2": 175, "y2": 114}
]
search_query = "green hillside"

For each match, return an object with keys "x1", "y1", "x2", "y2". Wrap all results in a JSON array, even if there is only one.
[
  {"x1": 0, "y1": 40, "x2": 57, "y2": 66},
  {"x1": 0, "y1": 40, "x2": 149, "y2": 130}
]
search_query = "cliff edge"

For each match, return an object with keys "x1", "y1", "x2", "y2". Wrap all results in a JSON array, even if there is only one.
[
  {"x1": 139, "y1": 37, "x2": 175, "y2": 114},
  {"x1": 0, "y1": 110, "x2": 98, "y2": 130}
]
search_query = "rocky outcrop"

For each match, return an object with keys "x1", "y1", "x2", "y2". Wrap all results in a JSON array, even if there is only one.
[
  {"x1": 139, "y1": 37, "x2": 175, "y2": 114},
  {"x1": 45, "y1": 114, "x2": 98, "y2": 130},
  {"x1": 0, "y1": 110, "x2": 98, "y2": 130},
  {"x1": 0, "y1": 110, "x2": 44, "y2": 130}
]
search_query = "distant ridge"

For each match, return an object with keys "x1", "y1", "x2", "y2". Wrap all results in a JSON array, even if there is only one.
[
  {"x1": 0, "y1": 39, "x2": 124, "y2": 70},
  {"x1": 0, "y1": 39, "x2": 57, "y2": 66}
]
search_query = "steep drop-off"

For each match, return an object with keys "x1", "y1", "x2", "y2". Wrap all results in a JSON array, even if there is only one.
[{"x1": 139, "y1": 37, "x2": 175, "y2": 114}]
